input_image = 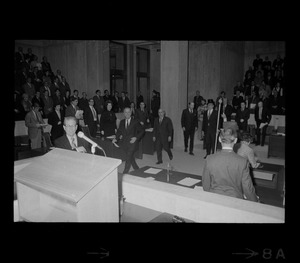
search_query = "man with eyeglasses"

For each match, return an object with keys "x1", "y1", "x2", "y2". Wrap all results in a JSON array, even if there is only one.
[{"x1": 54, "y1": 116, "x2": 90, "y2": 153}]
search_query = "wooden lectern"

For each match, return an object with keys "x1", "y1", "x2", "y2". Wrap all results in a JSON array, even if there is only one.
[{"x1": 14, "y1": 148, "x2": 122, "y2": 222}]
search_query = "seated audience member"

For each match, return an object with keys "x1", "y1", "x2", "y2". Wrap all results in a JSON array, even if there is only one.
[
  {"x1": 237, "y1": 132, "x2": 260, "y2": 169},
  {"x1": 64, "y1": 90, "x2": 71, "y2": 109},
  {"x1": 135, "y1": 101, "x2": 151, "y2": 128},
  {"x1": 245, "y1": 80, "x2": 259, "y2": 97},
  {"x1": 245, "y1": 66, "x2": 255, "y2": 80},
  {"x1": 84, "y1": 98, "x2": 99, "y2": 138},
  {"x1": 25, "y1": 102, "x2": 47, "y2": 149},
  {"x1": 41, "y1": 90, "x2": 54, "y2": 118},
  {"x1": 232, "y1": 90, "x2": 243, "y2": 113},
  {"x1": 153, "y1": 109, "x2": 173, "y2": 164},
  {"x1": 111, "y1": 90, "x2": 120, "y2": 113},
  {"x1": 220, "y1": 97, "x2": 233, "y2": 125},
  {"x1": 30, "y1": 55, "x2": 42, "y2": 71},
  {"x1": 54, "y1": 116, "x2": 91, "y2": 153},
  {"x1": 254, "y1": 100, "x2": 272, "y2": 146},
  {"x1": 51, "y1": 77, "x2": 61, "y2": 95},
  {"x1": 262, "y1": 56, "x2": 272, "y2": 71},
  {"x1": 272, "y1": 54, "x2": 284, "y2": 70},
  {"x1": 243, "y1": 72, "x2": 253, "y2": 95},
  {"x1": 73, "y1": 90, "x2": 79, "y2": 99},
  {"x1": 20, "y1": 93, "x2": 32, "y2": 119},
  {"x1": 233, "y1": 81, "x2": 244, "y2": 95},
  {"x1": 48, "y1": 103, "x2": 64, "y2": 143},
  {"x1": 254, "y1": 71, "x2": 264, "y2": 87},
  {"x1": 41, "y1": 56, "x2": 52, "y2": 74},
  {"x1": 40, "y1": 81, "x2": 54, "y2": 98},
  {"x1": 22, "y1": 77, "x2": 36, "y2": 101},
  {"x1": 202, "y1": 128, "x2": 259, "y2": 202},
  {"x1": 248, "y1": 90, "x2": 259, "y2": 113},
  {"x1": 100, "y1": 100, "x2": 117, "y2": 137},
  {"x1": 25, "y1": 48, "x2": 35, "y2": 63},
  {"x1": 56, "y1": 69, "x2": 64, "y2": 83},
  {"x1": 253, "y1": 54, "x2": 263, "y2": 71},
  {"x1": 31, "y1": 90, "x2": 44, "y2": 116},
  {"x1": 112, "y1": 107, "x2": 145, "y2": 174},
  {"x1": 43, "y1": 70, "x2": 53, "y2": 85},
  {"x1": 272, "y1": 82, "x2": 284, "y2": 97},
  {"x1": 235, "y1": 101, "x2": 250, "y2": 133},
  {"x1": 79, "y1": 92, "x2": 89, "y2": 110}
]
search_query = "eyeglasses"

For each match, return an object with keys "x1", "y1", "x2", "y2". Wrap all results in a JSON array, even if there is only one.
[{"x1": 64, "y1": 125, "x2": 77, "y2": 128}]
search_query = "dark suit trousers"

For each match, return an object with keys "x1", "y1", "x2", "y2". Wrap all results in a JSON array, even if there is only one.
[
  {"x1": 205, "y1": 130, "x2": 216, "y2": 155},
  {"x1": 183, "y1": 129, "x2": 195, "y2": 153},
  {"x1": 256, "y1": 121, "x2": 268, "y2": 145},
  {"x1": 120, "y1": 141, "x2": 139, "y2": 173},
  {"x1": 156, "y1": 137, "x2": 173, "y2": 162},
  {"x1": 89, "y1": 121, "x2": 98, "y2": 138}
]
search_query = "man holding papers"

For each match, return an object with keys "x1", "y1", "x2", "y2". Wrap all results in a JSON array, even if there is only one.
[{"x1": 254, "y1": 100, "x2": 272, "y2": 146}]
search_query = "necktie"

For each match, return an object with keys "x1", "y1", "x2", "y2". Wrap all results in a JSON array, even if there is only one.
[
  {"x1": 159, "y1": 118, "x2": 162, "y2": 124},
  {"x1": 259, "y1": 108, "x2": 262, "y2": 119},
  {"x1": 91, "y1": 106, "x2": 96, "y2": 120},
  {"x1": 208, "y1": 110, "x2": 211, "y2": 119},
  {"x1": 126, "y1": 119, "x2": 129, "y2": 129},
  {"x1": 71, "y1": 137, "x2": 77, "y2": 149}
]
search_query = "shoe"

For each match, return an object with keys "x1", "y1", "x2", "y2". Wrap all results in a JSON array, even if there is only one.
[
  {"x1": 189, "y1": 152, "x2": 194, "y2": 156},
  {"x1": 156, "y1": 161, "x2": 163, "y2": 164},
  {"x1": 170, "y1": 155, "x2": 173, "y2": 160},
  {"x1": 184, "y1": 148, "x2": 187, "y2": 152}
]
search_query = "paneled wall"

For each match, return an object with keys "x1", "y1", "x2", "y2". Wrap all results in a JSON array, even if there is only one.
[{"x1": 43, "y1": 40, "x2": 110, "y2": 99}]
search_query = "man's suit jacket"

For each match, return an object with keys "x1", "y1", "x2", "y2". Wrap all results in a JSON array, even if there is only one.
[
  {"x1": 118, "y1": 97, "x2": 131, "y2": 111},
  {"x1": 181, "y1": 108, "x2": 198, "y2": 131},
  {"x1": 235, "y1": 108, "x2": 250, "y2": 125},
  {"x1": 135, "y1": 109, "x2": 150, "y2": 126},
  {"x1": 153, "y1": 116, "x2": 173, "y2": 147},
  {"x1": 93, "y1": 95, "x2": 105, "y2": 115},
  {"x1": 116, "y1": 118, "x2": 145, "y2": 150},
  {"x1": 254, "y1": 106, "x2": 272, "y2": 125},
  {"x1": 84, "y1": 106, "x2": 99, "y2": 137},
  {"x1": 48, "y1": 110, "x2": 64, "y2": 140},
  {"x1": 202, "y1": 150, "x2": 258, "y2": 201},
  {"x1": 25, "y1": 110, "x2": 45, "y2": 139},
  {"x1": 22, "y1": 83, "x2": 36, "y2": 100},
  {"x1": 65, "y1": 104, "x2": 80, "y2": 117},
  {"x1": 202, "y1": 109, "x2": 218, "y2": 134},
  {"x1": 54, "y1": 134, "x2": 91, "y2": 153}
]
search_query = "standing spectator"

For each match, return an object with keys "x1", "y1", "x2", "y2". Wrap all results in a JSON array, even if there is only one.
[
  {"x1": 136, "y1": 101, "x2": 150, "y2": 128},
  {"x1": 253, "y1": 54, "x2": 263, "y2": 71},
  {"x1": 103, "y1": 89, "x2": 112, "y2": 102},
  {"x1": 25, "y1": 102, "x2": 46, "y2": 149},
  {"x1": 119, "y1": 91, "x2": 131, "y2": 112},
  {"x1": 219, "y1": 97, "x2": 233, "y2": 130},
  {"x1": 84, "y1": 98, "x2": 99, "y2": 138},
  {"x1": 233, "y1": 81, "x2": 244, "y2": 95},
  {"x1": 40, "y1": 81, "x2": 54, "y2": 98},
  {"x1": 30, "y1": 55, "x2": 42, "y2": 71},
  {"x1": 22, "y1": 77, "x2": 36, "y2": 101},
  {"x1": 93, "y1": 89, "x2": 105, "y2": 121},
  {"x1": 25, "y1": 48, "x2": 35, "y2": 63},
  {"x1": 51, "y1": 77, "x2": 61, "y2": 96},
  {"x1": 197, "y1": 98, "x2": 207, "y2": 142},
  {"x1": 64, "y1": 90, "x2": 71, "y2": 109},
  {"x1": 272, "y1": 54, "x2": 284, "y2": 70},
  {"x1": 262, "y1": 56, "x2": 272, "y2": 71},
  {"x1": 202, "y1": 128, "x2": 258, "y2": 202},
  {"x1": 43, "y1": 70, "x2": 53, "y2": 85},
  {"x1": 41, "y1": 56, "x2": 52, "y2": 74},
  {"x1": 31, "y1": 90, "x2": 44, "y2": 117},
  {"x1": 153, "y1": 109, "x2": 173, "y2": 164},
  {"x1": 56, "y1": 69, "x2": 64, "y2": 83},
  {"x1": 181, "y1": 102, "x2": 198, "y2": 155},
  {"x1": 193, "y1": 90, "x2": 204, "y2": 110},
  {"x1": 41, "y1": 90, "x2": 53, "y2": 118},
  {"x1": 78, "y1": 92, "x2": 89, "y2": 110},
  {"x1": 269, "y1": 90, "x2": 283, "y2": 115},
  {"x1": 248, "y1": 90, "x2": 260, "y2": 113},
  {"x1": 29, "y1": 66, "x2": 43, "y2": 92},
  {"x1": 272, "y1": 82, "x2": 284, "y2": 98},
  {"x1": 112, "y1": 107, "x2": 145, "y2": 174},
  {"x1": 65, "y1": 96, "x2": 80, "y2": 118},
  {"x1": 100, "y1": 100, "x2": 117, "y2": 137},
  {"x1": 20, "y1": 93, "x2": 32, "y2": 119},
  {"x1": 150, "y1": 90, "x2": 160, "y2": 121},
  {"x1": 52, "y1": 88, "x2": 65, "y2": 109},
  {"x1": 136, "y1": 90, "x2": 144, "y2": 108},
  {"x1": 254, "y1": 71, "x2": 264, "y2": 87},
  {"x1": 73, "y1": 90, "x2": 79, "y2": 99},
  {"x1": 245, "y1": 66, "x2": 255, "y2": 79},
  {"x1": 254, "y1": 100, "x2": 272, "y2": 146},
  {"x1": 232, "y1": 90, "x2": 243, "y2": 113},
  {"x1": 59, "y1": 76, "x2": 71, "y2": 98},
  {"x1": 48, "y1": 103, "x2": 64, "y2": 143},
  {"x1": 15, "y1": 67, "x2": 28, "y2": 93},
  {"x1": 130, "y1": 101, "x2": 137, "y2": 119},
  {"x1": 243, "y1": 72, "x2": 253, "y2": 96},
  {"x1": 264, "y1": 71, "x2": 275, "y2": 88},
  {"x1": 235, "y1": 101, "x2": 250, "y2": 133},
  {"x1": 111, "y1": 90, "x2": 120, "y2": 113},
  {"x1": 202, "y1": 99, "x2": 220, "y2": 158}
]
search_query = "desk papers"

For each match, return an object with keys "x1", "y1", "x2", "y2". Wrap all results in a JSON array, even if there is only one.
[
  {"x1": 177, "y1": 177, "x2": 201, "y2": 187},
  {"x1": 253, "y1": 171, "x2": 274, "y2": 181},
  {"x1": 144, "y1": 168, "x2": 162, "y2": 174}
]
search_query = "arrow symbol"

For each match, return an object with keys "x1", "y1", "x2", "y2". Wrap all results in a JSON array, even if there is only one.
[
  {"x1": 232, "y1": 248, "x2": 258, "y2": 259},
  {"x1": 87, "y1": 247, "x2": 110, "y2": 259}
]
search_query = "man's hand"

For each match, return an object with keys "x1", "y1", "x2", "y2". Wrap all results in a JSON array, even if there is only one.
[
  {"x1": 101, "y1": 130, "x2": 104, "y2": 135},
  {"x1": 140, "y1": 121, "x2": 144, "y2": 125},
  {"x1": 218, "y1": 98, "x2": 222, "y2": 104},
  {"x1": 58, "y1": 121, "x2": 61, "y2": 125},
  {"x1": 168, "y1": 136, "x2": 171, "y2": 142},
  {"x1": 112, "y1": 138, "x2": 117, "y2": 144},
  {"x1": 153, "y1": 137, "x2": 156, "y2": 142},
  {"x1": 130, "y1": 137, "x2": 137, "y2": 144},
  {"x1": 76, "y1": 146, "x2": 87, "y2": 153}
]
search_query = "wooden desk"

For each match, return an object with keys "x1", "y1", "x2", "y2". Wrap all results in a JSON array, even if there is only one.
[
  {"x1": 253, "y1": 162, "x2": 284, "y2": 190},
  {"x1": 268, "y1": 134, "x2": 285, "y2": 158},
  {"x1": 149, "y1": 212, "x2": 194, "y2": 223},
  {"x1": 129, "y1": 166, "x2": 202, "y2": 189}
]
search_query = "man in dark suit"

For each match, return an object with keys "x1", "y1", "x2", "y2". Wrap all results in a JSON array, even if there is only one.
[
  {"x1": 54, "y1": 116, "x2": 91, "y2": 153},
  {"x1": 254, "y1": 100, "x2": 272, "y2": 146},
  {"x1": 48, "y1": 103, "x2": 64, "y2": 143},
  {"x1": 193, "y1": 90, "x2": 204, "y2": 111},
  {"x1": 93, "y1": 90, "x2": 105, "y2": 120},
  {"x1": 113, "y1": 107, "x2": 145, "y2": 174},
  {"x1": 202, "y1": 100, "x2": 220, "y2": 158},
  {"x1": 153, "y1": 109, "x2": 173, "y2": 164},
  {"x1": 65, "y1": 96, "x2": 80, "y2": 117},
  {"x1": 119, "y1": 91, "x2": 131, "y2": 112},
  {"x1": 202, "y1": 128, "x2": 258, "y2": 202},
  {"x1": 219, "y1": 97, "x2": 233, "y2": 128},
  {"x1": 235, "y1": 101, "x2": 250, "y2": 133},
  {"x1": 83, "y1": 98, "x2": 99, "y2": 138},
  {"x1": 181, "y1": 102, "x2": 198, "y2": 155}
]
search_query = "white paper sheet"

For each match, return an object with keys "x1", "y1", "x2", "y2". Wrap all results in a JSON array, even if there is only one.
[
  {"x1": 144, "y1": 168, "x2": 162, "y2": 174},
  {"x1": 253, "y1": 171, "x2": 274, "y2": 181},
  {"x1": 177, "y1": 177, "x2": 201, "y2": 187},
  {"x1": 144, "y1": 177, "x2": 155, "y2": 181}
]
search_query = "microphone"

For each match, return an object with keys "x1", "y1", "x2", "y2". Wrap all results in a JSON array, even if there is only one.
[{"x1": 77, "y1": 131, "x2": 106, "y2": 156}]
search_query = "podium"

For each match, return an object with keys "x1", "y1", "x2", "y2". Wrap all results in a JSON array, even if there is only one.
[{"x1": 14, "y1": 148, "x2": 122, "y2": 222}]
